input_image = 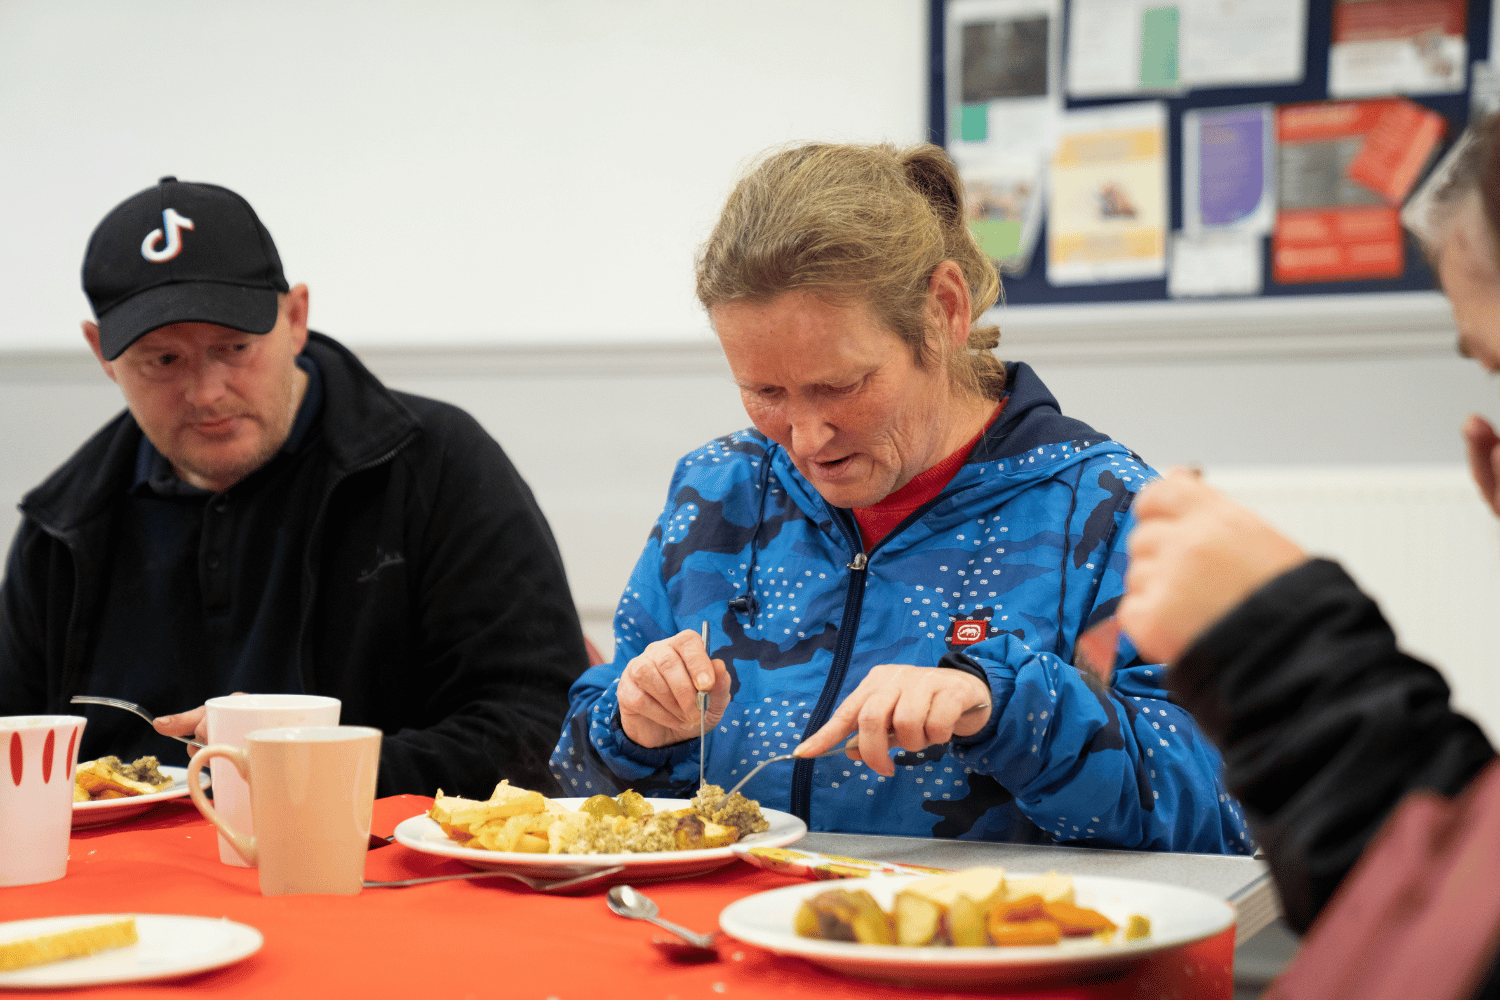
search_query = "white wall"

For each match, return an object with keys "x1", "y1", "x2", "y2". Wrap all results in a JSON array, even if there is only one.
[{"x1": 0, "y1": 0, "x2": 927, "y2": 351}]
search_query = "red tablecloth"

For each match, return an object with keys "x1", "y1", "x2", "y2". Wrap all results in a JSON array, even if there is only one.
[{"x1": 0, "y1": 795, "x2": 1234, "y2": 998}]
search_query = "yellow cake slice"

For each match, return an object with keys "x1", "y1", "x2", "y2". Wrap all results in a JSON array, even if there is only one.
[{"x1": 0, "y1": 917, "x2": 138, "y2": 972}]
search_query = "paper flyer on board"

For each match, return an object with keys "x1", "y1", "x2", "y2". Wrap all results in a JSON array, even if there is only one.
[
  {"x1": 963, "y1": 154, "x2": 1048, "y2": 275},
  {"x1": 1067, "y1": 0, "x2": 1305, "y2": 97},
  {"x1": 1179, "y1": 0, "x2": 1307, "y2": 89},
  {"x1": 1272, "y1": 99, "x2": 1445, "y2": 283},
  {"x1": 1047, "y1": 102, "x2": 1168, "y2": 284},
  {"x1": 947, "y1": 0, "x2": 1063, "y2": 275},
  {"x1": 1328, "y1": 0, "x2": 1466, "y2": 97},
  {"x1": 1169, "y1": 232, "x2": 1264, "y2": 296},
  {"x1": 1344, "y1": 98, "x2": 1445, "y2": 202},
  {"x1": 1182, "y1": 105, "x2": 1276, "y2": 234}
]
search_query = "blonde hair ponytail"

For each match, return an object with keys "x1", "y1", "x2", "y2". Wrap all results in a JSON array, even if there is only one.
[{"x1": 696, "y1": 142, "x2": 1006, "y2": 399}]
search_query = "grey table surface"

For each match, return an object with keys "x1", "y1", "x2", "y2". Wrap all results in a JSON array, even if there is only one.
[{"x1": 795, "y1": 831, "x2": 1278, "y2": 947}]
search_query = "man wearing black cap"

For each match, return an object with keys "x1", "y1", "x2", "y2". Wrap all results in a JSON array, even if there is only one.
[{"x1": 0, "y1": 178, "x2": 589, "y2": 799}]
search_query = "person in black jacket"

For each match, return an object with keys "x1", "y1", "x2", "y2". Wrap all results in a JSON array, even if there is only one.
[
  {"x1": 0, "y1": 177, "x2": 588, "y2": 799},
  {"x1": 1118, "y1": 119, "x2": 1500, "y2": 998}
]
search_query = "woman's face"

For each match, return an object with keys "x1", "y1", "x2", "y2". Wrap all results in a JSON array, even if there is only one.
[
  {"x1": 714, "y1": 290, "x2": 979, "y2": 509},
  {"x1": 1438, "y1": 197, "x2": 1500, "y2": 372}
]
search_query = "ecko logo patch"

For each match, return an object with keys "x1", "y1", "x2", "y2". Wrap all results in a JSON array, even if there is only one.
[
  {"x1": 951, "y1": 620, "x2": 988, "y2": 645},
  {"x1": 141, "y1": 208, "x2": 195, "y2": 263}
]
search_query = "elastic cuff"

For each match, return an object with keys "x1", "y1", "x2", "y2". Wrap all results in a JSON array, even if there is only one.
[
  {"x1": 938, "y1": 651, "x2": 989, "y2": 685},
  {"x1": 939, "y1": 652, "x2": 1002, "y2": 746},
  {"x1": 607, "y1": 708, "x2": 691, "y2": 770}
]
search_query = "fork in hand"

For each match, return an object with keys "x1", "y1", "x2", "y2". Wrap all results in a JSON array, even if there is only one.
[
  {"x1": 726, "y1": 702, "x2": 991, "y2": 797},
  {"x1": 70, "y1": 695, "x2": 206, "y2": 750}
]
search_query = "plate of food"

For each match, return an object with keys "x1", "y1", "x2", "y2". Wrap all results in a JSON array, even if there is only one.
[
  {"x1": 72, "y1": 759, "x2": 203, "y2": 830},
  {"x1": 0, "y1": 914, "x2": 262, "y2": 988},
  {"x1": 717, "y1": 868, "x2": 1235, "y2": 987},
  {"x1": 393, "y1": 781, "x2": 806, "y2": 881}
]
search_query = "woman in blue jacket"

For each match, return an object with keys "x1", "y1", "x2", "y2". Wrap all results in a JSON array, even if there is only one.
[{"x1": 550, "y1": 142, "x2": 1251, "y2": 853}]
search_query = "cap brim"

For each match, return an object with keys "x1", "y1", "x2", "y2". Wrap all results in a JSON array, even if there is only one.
[{"x1": 97, "y1": 282, "x2": 281, "y2": 361}]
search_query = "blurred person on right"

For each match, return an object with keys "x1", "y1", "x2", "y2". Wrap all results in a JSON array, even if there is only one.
[{"x1": 1118, "y1": 120, "x2": 1500, "y2": 1000}]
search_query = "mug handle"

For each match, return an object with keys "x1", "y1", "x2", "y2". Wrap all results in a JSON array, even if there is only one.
[{"x1": 188, "y1": 744, "x2": 257, "y2": 866}]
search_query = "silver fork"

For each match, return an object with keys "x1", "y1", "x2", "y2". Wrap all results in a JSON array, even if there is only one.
[
  {"x1": 363, "y1": 864, "x2": 625, "y2": 891},
  {"x1": 70, "y1": 695, "x2": 205, "y2": 750},
  {"x1": 726, "y1": 702, "x2": 992, "y2": 797}
]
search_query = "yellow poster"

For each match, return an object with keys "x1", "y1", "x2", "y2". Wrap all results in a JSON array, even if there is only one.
[{"x1": 1047, "y1": 101, "x2": 1168, "y2": 285}]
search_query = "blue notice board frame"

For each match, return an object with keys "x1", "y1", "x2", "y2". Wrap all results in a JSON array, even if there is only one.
[{"x1": 928, "y1": 0, "x2": 1489, "y2": 305}]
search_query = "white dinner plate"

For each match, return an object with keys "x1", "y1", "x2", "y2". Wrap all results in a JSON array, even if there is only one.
[
  {"x1": 718, "y1": 873, "x2": 1235, "y2": 987},
  {"x1": 0, "y1": 913, "x2": 262, "y2": 989},
  {"x1": 72, "y1": 766, "x2": 204, "y2": 830},
  {"x1": 394, "y1": 797, "x2": 807, "y2": 880}
]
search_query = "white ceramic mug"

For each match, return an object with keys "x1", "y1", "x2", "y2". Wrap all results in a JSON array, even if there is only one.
[
  {"x1": 203, "y1": 694, "x2": 341, "y2": 866},
  {"x1": 0, "y1": 715, "x2": 86, "y2": 887},
  {"x1": 187, "y1": 725, "x2": 382, "y2": 896}
]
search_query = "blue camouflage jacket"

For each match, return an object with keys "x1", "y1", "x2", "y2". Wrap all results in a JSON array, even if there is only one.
[{"x1": 551, "y1": 363, "x2": 1254, "y2": 853}]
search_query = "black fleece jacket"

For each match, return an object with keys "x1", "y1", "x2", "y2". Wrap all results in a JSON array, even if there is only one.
[
  {"x1": 0, "y1": 332, "x2": 588, "y2": 799},
  {"x1": 1171, "y1": 558, "x2": 1500, "y2": 996}
]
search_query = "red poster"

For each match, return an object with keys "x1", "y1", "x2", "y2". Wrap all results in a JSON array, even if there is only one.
[
  {"x1": 1272, "y1": 100, "x2": 1441, "y2": 284},
  {"x1": 1347, "y1": 99, "x2": 1445, "y2": 203}
]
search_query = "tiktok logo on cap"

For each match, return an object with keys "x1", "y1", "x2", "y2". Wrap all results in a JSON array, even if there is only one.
[{"x1": 140, "y1": 208, "x2": 195, "y2": 263}]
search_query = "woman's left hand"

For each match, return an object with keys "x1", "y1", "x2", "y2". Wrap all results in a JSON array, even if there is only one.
[{"x1": 794, "y1": 665, "x2": 992, "y2": 776}]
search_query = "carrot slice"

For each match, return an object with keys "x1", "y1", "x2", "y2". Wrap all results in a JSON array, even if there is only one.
[
  {"x1": 995, "y1": 893, "x2": 1046, "y2": 921},
  {"x1": 1043, "y1": 900, "x2": 1117, "y2": 936},
  {"x1": 987, "y1": 919, "x2": 1062, "y2": 946}
]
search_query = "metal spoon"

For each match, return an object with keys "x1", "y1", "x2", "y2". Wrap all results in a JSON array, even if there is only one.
[
  {"x1": 70, "y1": 695, "x2": 205, "y2": 750},
  {"x1": 606, "y1": 884, "x2": 720, "y2": 960}
]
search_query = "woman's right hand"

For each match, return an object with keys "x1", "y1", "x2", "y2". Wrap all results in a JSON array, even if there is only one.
[
  {"x1": 617, "y1": 629, "x2": 732, "y2": 748},
  {"x1": 1120, "y1": 469, "x2": 1306, "y2": 663}
]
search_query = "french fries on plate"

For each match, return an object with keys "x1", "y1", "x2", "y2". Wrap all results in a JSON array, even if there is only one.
[{"x1": 427, "y1": 782, "x2": 759, "y2": 855}]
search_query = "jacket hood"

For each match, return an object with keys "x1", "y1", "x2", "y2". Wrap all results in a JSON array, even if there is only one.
[
  {"x1": 18, "y1": 331, "x2": 417, "y2": 538},
  {"x1": 973, "y1": 361, "x2": 1112, "y2": 462}
]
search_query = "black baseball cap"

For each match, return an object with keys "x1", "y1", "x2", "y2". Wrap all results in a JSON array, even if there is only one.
[{"x1": 82, "y1": 177, "x2": 289, "y2": 360}]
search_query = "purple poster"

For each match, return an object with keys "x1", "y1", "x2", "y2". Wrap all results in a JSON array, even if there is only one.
[{"x1": 1197, "y1": 107, "x2": 1269, "y2": 227}]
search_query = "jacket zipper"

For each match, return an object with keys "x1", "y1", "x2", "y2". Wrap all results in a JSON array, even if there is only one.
[
  {"x1": 789, "y1": 524, "x2": 868, "y2": 822},
  {"x1": 785, "y1": 487, "x2": 979, "y2": 823}
]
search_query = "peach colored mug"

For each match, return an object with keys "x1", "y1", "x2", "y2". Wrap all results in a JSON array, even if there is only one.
[{"x1": 188, "y1": 725, "x2": 381, "y2": 896}]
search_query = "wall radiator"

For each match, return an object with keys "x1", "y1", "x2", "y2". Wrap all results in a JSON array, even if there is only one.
[{"x1": 1207, "y1": 464, "x2": 1500, "y2": 741}]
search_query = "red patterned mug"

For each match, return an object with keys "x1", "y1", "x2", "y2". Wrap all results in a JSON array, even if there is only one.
[{"x1": 1, "y1": 715, "x2": 87, "y2": 887}]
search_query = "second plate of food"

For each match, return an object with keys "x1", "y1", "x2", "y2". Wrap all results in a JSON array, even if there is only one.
[
  {"x1": 393, "y1": 797, "x2": 806, "y2": 880},
  {"x1": 718, "y1": 873, "x2": 1234, "y2": 987},
  {"x1": 72, "y1": 766, "x2": 203, "y2": 830}
]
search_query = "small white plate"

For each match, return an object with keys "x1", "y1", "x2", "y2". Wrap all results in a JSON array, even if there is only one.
[
  {"x1": 0, "y1": 913, "x2": 262, "y2": 988},
  {"x1": 718, "y1": 873, "x2": 1235, "y2": 987},
  {"x1": 72, "y1": 766, "x2": 203, "y2": 830},
  {"x1": 394, "y1": 797, "x2": 807, "y2": 880}
]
